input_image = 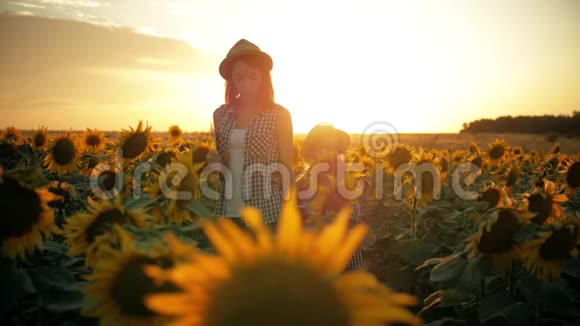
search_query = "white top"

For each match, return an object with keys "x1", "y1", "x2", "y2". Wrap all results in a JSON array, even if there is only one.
[{"x1": 225, "y1": 128, "x2": 247, "y2": 217}]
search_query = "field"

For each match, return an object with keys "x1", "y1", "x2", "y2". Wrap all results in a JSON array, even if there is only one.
[{"x1": 1, "y1": 124, "x2": 579, "y2": 326}]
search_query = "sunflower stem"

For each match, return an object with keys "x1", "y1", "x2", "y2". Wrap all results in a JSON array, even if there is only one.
[
  {"x1": 411, "y1": 195, "x2": 417, "y2": 241},
  {"x1": 505, "y1": 268, "x2": 516, "y2": 299}
]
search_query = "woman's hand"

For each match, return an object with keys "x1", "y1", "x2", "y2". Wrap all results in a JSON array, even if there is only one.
[{"x1": 206, "y1": 150, "x2": 222, "y2": 165}]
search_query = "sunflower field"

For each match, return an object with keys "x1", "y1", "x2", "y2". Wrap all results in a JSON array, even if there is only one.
[{"x1": 1, "y1": 123, "x2": 579, "y2": 326}]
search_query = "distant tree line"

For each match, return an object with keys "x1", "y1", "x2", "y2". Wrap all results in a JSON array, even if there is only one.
[{"x1": 460, "y1": 111, "x2": 580, "y2": 136}]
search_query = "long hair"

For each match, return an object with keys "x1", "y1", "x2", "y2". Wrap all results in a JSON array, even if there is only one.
[{"x1": 224, "y1": 54, "x2": 275, "y2": 109}]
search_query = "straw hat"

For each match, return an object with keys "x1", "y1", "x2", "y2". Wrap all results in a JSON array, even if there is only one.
[
  {"x1": 300, "y1": 123, "x2": 351, "y2": 161},
  {"x1": 219, "y1": 39, "x2": 273, "y2": 80}
]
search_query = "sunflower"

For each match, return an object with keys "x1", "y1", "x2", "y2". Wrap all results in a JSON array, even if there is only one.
[
  {"x1": 1, "y1": 126, "x2": 24, "y2": 145},
  {"x1": 511, "y1": 146, "x2": 524, "y2": 157},
  {"x1": 191, "y1": 143, "x2": 212, "y2": 171},
  {"x1": 468, "y1": 142, "x2": 480, "y2": 155},
  {"x1": 410, "y1": 149, "x2": 442, "y2": 208},
  {"x1": 168, "y1": 125, "x2": 183, "y2": 146},
  {"x1": 143, "y1": 187, "x2": 422, "y2": 326},
  {"x1": 0, "y1": 142, "x2": 17, "y2": 164},
  {"x1": 470, "y1": 154, "x2": 485, "y2": 170},
  {"x1": 89, "y1": 163, "x2": 132, "y2": 200},
  {"x1": 152, "y1": 150, "x2": 178, "y2": 168},
  {"x1": 63, "y1": 195, "x2": 149, "y2": 267},
  {"x1": 385, "y1": 144, "x2": 414, "y2": 172},
  {"x1": 543, "y1": 155, "x2": 561, "y2": 175},
  {"x1": 82, "y1": 225, "x2": 179, "y2": 325},
  {"x1": 117, "y1": 121, "x2": 159, "y2": 163},
  {"x1": 44, "y1": 133, "x2": 83, "y2": 175},
  {"x1": 505, "y1": 165, "x2": 521, "y2": 189},
  {"x1": 520, "y1": 222, "x2": 580, "y2": 279},
  {"x1": 0, "y1": 172, "x2": 62, "y2": 259},
  {"x1": 451, "y1": 150, "x2": 466, "y2": 164},
  {"x1": 466, "y1": 208, "x2": 529, "y2": 272},
  {"x1": 31, "y1": 125, "x2": 49, "y2": 150},
  {"x1": 46, "y1": 180, "x2": 78, "y2": 210},
  {"x1": 439, "y1": 156, "x2": 449, "y2": 174},
  {"x1": 562, "y1": 159, "x2": 580, "y2": 195},
  {"x1": 145, "y1": 151, "x2": 205, "y2": 225},
  {"x1": 487, "y1": 139, "x2": 510, "y2": 163},
  {"x1": 80, "y1": 155, "x2": 101, "y2": 177},
  {"x1": 550, "y1": 143, "x2": 561, "y2": 155},
  {"x1": 82, "y1": 128, "x2": 107, "y2": 153},
  {"x1": 524, "y1": 179, "x2": 568, "y2": 226},
  {"x1": 477, "y1": 183, "x2": 511, "y2": 210}
]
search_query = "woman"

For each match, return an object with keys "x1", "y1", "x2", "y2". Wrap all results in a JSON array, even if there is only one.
[{"x1": 207, "y1": 39, "x2": 294, "y2": 229}]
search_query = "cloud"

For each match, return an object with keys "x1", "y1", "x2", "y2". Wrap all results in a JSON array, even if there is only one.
[
  {"x1": 0, "y1": 95, "x2": 79, "y2": 110},
  {"x1": 38, "y1": 0, "x2": 109, "y2": 8},
  {"x1": 0, "y1": 13, "x2": 218, "y2": 115},
  {"x1": 8, "y1": 2, "x2": 46, "y2": 9}
]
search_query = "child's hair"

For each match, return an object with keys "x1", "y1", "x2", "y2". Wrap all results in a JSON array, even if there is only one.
[
  {"x1": 224, "y1": 54, "x2": 275, "y2": 108},
  {"x1": 300, "y1": 123, "x2": 350, "y2": 161}
]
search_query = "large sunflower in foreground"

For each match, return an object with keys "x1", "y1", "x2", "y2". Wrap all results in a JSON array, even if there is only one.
[
  {"x1": 63, "y1": 196, "x2": 149, "y2": 267},
  {"x1": 520, "y1": 222, "x2": 580, "y2": 279},
  {"x1": 0, "y1": 172, "x2": 62, "y2": 259},
  {"x1": 44, "y1": 133, "x2": 83, "y2": 175},
  {"x1": 116, "y1": 121, "x2": 159, "y2": 164},
  {"x1": 466, "y1": 208, "x2": 530, "y2": 272},
  {"x1": 524, "y1": 179, "x2": 568, "y2": 226},
  {"x1": 82, "y1": 225, "x2": 179, "y2": 326},
  {"x1": 143, "y1": 188, "x2": 422, "y2": 326},
  {"x1": 82, "y1": 128, "x2": 107, "y2": 153}
]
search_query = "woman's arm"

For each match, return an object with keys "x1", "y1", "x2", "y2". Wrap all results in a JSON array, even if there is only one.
[
  {"x1": 207, "y1": 109, "x2": 223, "y2": 165},
  {"x1": 212, "y1": 109, "x2": 220, "y2": 148},
  {"x1": 277, "y1": 106, "x2": 294, "y2": 198}
]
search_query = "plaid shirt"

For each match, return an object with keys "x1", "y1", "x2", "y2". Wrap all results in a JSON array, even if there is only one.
[{"x1": 213, "y1": 103, "x2": 286, "y2": 225}]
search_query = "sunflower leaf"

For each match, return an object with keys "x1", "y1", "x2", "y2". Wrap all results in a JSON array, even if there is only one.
[
  {"x1": 430, "y1": 253, "x2": 468, "y2": 283},
  {"x1": 0, "y1": 259, "x2": 37, "y2": 316},
  {"x1": 42, "y1": 290, "x2": 83, "y2": 313},
  {"x1": 513, "y1": 223, "x2": 538, "y2": 242},
  {"x1": 424, "y1": 317, "x2": 467, "y2": 326},
  {"x1": 41, "y1": 240, "x2": 67, "y2": 255},
  {"x1": 124, "y1": 194, "x2": 157, "y2": 210},
  {"x1": 399, "y1": 239, "x2": 440, "y2": 266},
  {"x1": 415, "y1": 257, "x2": 446, "y2": 271},
  {"x1": 27, "y1": 265, "x2": 77, "y2": 292},
  {"x1": 561, "y1": 258, "x2": 580, "y2": 278},
  {"x1": 186, "y1": 199, "x2": 214, "y2": 218}
]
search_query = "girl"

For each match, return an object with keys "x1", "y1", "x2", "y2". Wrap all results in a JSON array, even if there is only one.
[
  {"x1": 296, "y1": 123, "x2": 365, "y2": 270},
  {"x1": 207, "y1": 39, "x2": 294, "y2": 229}
]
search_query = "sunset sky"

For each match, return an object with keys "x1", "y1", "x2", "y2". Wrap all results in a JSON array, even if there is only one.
[{"x1": 1, "y1": 0, "x2": 578, "y2": 133}]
